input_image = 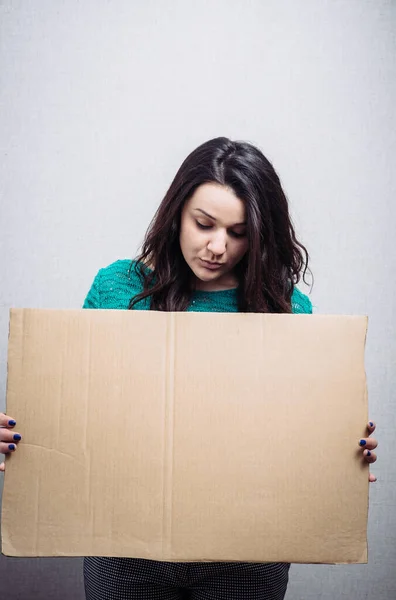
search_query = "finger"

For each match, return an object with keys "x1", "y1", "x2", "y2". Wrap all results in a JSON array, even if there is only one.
[
  {"x1": 358, "y1": 437, "x2": 378, "y2": 450},
  {"x1": 0, "y1": 429, "x2": 22, "y2": 444},
  {"x1": 0, "y1": 442, "x2": 17, "y2": 455},
  {"x1": 0, "y1": 413, "x2": 17, "y2": 428},
  {"x1": 369, "y1": 473, "x2": 377, "y2": 483},
  {"x1": 368, "y1": 421, "x2": 376, "y2": 433},
  {"x1": 0, "y1": 462, "x2": 5, "y2": 472},
  {"x1": 363, "y1": 449, "x2": 377, "y2": 463}
]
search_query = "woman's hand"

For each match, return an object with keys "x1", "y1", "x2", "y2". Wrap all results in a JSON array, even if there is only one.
[
  {"x1": 0, "y1": 412, "x2": 22, "y2": 472},
  {"x1": 360, "y1": 421, "x2": 378, "y2": 483}
]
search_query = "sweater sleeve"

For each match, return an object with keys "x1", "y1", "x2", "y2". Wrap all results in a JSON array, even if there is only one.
[
  {"x1": 82, "y1": 269, "x2": 102, "y2": 309},
  {"x1": 291, "y1": 287, "x2": 313, "y2": 314}
]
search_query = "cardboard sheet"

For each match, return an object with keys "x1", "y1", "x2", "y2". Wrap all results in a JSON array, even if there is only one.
[{"x1": 2, "y1": 309, "x2": 369, "y2": 563}]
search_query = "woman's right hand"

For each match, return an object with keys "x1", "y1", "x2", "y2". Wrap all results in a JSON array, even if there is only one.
[{"x1": 0, "y1": 412, "x2": 22, "y2": 472}]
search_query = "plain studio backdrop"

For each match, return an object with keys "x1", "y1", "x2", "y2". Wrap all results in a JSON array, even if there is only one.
[{"x1": 0, "y1": 1, "x2": 395, "y2": 598}]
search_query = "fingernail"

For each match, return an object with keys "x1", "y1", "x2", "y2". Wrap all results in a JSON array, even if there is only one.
[
  {"x1": 13, "y1": 434, "x2": 21, "y2": 441},
  {"x1": 369, "y1": 422, "x2": 374, "y2": 427},
  {"x1": 8, "y1": 444, "x2": 16, "y2": 451},
  {"x1": 8, "y1": 420, "x2": 16, "y2": 427},
  {"x1": 359, "y1": 439, "x2": 366, "y2": 446},
  {"x1": 366, "y1": 450, "x2": 371, "y2": 456}
]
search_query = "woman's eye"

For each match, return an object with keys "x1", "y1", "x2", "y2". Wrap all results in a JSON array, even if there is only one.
[
  {"x1": 195, "y1": 221, "x2": 246, "y2": 238},
  {"x1": 196, "y1": 221, "x2": 212, "y2": 230}
]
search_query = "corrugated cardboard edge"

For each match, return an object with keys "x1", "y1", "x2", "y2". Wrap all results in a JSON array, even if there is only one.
[
  {"x1": 1, "y1": 309, "x2": 23, "y2": 555},
  {"x1": 323, "y1": 314, "x2": 369, "y2": 566},
  {"x1": 161, "y1": 312, "x2": 175, "y2": 560},
  {"x1": 362, "y1": 316, "x2": 369, "y2": 564}
]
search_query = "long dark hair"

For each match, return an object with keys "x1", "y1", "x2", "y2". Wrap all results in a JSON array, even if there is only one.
[{"x1": 130, "y1": 137, "x2": 310, "y2": 313}]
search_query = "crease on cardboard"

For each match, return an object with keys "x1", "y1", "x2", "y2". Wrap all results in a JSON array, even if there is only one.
[
  {"x1": 82, "y1": 317, "x2": 91, "y2": 454},
  {"x1": 6, "y1": 309, "x2": 23, "y2": 411},
  {"x1": 84, "y1": 318, "x2": 93, "y2": 538},
  {"x1": 20, "y1": 443, "x2": 86, "y2": 468},
  {"x1": 18, "y1": 308, "x2": 25, "y2": 377},
  {"x1": 33, "y1": 464, "x2": 40, "y2": 555},
  {"x1": 54, "y1": 325, "x2": 64, "y2": 451},
  {"x1": 162, "y1": 312, "x2": 175, "y2": 559}
]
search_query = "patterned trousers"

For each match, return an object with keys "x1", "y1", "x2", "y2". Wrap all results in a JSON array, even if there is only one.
[{"x1": 84, "y1": 558, "x2": 290, "y2": 600}]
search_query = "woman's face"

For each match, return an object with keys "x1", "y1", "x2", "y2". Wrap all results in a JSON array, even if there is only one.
[{"x1": 179, "y1": 183, "x2": 249, "y2": 291}]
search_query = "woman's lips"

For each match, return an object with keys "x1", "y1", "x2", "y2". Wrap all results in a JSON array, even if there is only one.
[{"x1": 200, "y1": 259, "x2": 224, "y2": 270}]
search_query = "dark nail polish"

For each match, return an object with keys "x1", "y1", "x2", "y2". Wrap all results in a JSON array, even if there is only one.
[
  {"x1": 367, "y1": 450, "x2": 371, "y2": 457},
  {"x1": 8, "y1": 420, "x2": 16, "y2": 427},
  {"x1": 8, "y1": 444, "x2": 16, "y2": 451},
  {"x1": 359, "y1": 439, "x2": 366, "y2": 446},
  {"x1": 369, "y1": 422, "x2": 374, "y2": 427},
  {"x1": 13, "y1": 434, "x2": 21, "y2": 441}
]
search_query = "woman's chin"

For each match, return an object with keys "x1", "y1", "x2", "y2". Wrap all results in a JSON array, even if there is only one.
[
  {"x1": 193, "y1": 265, "x2": 221, "y2": 282},
  {"x1": 194, "y1": 273, "x2": 218, "y2": 284}
]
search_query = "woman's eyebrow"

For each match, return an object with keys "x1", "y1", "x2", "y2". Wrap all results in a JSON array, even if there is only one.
[
  {"x1": 195, "y1": 208, "x2": 216, "y2": 220},
  {"x1": 194, "y1": 208, "x2": 246, "y2": 226}
]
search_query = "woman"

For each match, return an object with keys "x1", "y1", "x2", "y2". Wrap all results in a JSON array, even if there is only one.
[{"x1": 0, "y1": 137, "x2": 378, "y2": 600}]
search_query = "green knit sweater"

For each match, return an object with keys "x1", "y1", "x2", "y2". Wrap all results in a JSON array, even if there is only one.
[{"x1": 83, "y1": 260, "x2": 312, "y2": 314}]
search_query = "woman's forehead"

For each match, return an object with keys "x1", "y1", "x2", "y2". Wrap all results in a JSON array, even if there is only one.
[{"x1": 187, "y1": 183, "x2": 246, "y2": 224}]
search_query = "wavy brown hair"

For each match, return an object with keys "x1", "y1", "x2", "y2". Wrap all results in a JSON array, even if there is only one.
[{"x1": 130, "y1": 137, "x2": 310, "y2": 312}]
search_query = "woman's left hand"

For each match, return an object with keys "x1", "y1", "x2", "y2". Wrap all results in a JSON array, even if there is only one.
[{"x1": 359, "y1": 421, "x2": 378, "y2": 483}]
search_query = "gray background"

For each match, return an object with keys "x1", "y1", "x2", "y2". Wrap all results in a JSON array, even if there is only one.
[{"x1": 1, "y1": 1, "x2": 395, "y2": 598}]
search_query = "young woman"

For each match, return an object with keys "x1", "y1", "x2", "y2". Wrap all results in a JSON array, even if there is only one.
[{"x1": 0, "y1": 137, "x2": 378, "y2": 600}]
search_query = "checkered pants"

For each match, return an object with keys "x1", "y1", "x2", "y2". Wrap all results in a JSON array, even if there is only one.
[{"x1": 84, "y1": 558, "x2": 290, "y2": 600}]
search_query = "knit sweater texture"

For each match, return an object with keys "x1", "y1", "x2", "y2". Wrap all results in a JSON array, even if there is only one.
[{"x1": 83, "y1": 260, "x2": 312, "y2": 314}]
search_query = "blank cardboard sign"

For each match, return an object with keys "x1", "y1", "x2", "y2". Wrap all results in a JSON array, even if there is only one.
[{"x1": 2, "y1": 309, "x2": 368, "y2": 563}]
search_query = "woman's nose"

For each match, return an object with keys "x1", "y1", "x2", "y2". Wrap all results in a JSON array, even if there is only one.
[{"x1": 207, "y1": 232, "x2": 226, "y2": 255}]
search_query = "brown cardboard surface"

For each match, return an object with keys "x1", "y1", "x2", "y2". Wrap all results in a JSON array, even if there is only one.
[{"x1": 2, "y1": 309, "x2": 369, "y2": 563}]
